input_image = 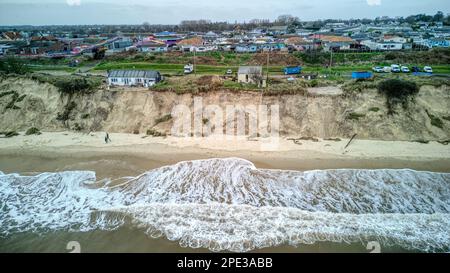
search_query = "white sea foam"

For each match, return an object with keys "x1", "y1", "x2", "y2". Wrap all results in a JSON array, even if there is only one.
[{"x1": 0, "y1": 158, "x2": 449, "y2": 252}]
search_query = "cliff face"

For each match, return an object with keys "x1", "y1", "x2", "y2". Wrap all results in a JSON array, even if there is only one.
[{"x1": 1, "y1": 77, "x2": 449, "y2": 141}]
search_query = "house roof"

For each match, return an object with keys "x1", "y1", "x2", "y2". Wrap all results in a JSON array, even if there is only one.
[
  {"x1": 311, "y1": 34, "x2": 354, "y2": 43},
  {"x1": 238, "y1": 66, "x2": 263, "y2": 75},
  {"x1": 137, "y1": 39, "x2": 166, "y2": 47},
  {"x1": 284, "y1": 37, "x2": 309, "y2": 45},
  {"x1": 177, "y1": 36, "x2": 204, "y2": 46},
  {"x1": 2, "y1": 32, "x2": 22, "y2": 40},
  {"x1": 108, "y1": 70, "x2": 160, "y2": 79}
]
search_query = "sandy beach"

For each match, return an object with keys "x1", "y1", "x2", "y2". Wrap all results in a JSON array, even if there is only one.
[{"x1": 1, "y1": 131, "x2": 449, "y2": 177}]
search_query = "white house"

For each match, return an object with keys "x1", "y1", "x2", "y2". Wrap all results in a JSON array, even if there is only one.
[
  {"x1": 361, "y1": 40, "x2": 403, "y2": 51},
  {"x1": 108, "y1": 70, "x2": 162, "y2": 88}
]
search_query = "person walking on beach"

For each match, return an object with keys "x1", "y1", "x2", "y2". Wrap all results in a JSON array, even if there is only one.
[{"x1": 105, "y1": 132, "x2": 111, "y2": 144}]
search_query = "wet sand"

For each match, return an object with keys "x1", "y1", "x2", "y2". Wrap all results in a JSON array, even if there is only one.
[{"x1": 1, "y1": 131, "x2": 450, "y2": 177}]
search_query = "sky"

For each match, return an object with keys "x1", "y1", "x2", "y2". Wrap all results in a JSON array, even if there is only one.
[{"x1": 0, "y1": 0, "x2": 449, "y2": 25}]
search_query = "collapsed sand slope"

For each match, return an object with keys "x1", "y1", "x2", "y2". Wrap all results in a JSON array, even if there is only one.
[{"x1": 0, "y1": 77, "x2": 449, "y2": 141}]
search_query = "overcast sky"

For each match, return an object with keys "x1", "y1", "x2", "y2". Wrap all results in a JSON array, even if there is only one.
[{"x1": 0, "y1": 0, "x2": 449, "y2": 25}]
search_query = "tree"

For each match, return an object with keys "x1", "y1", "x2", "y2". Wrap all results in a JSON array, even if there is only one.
[
  {"x1": 276, "y1": 15, "x2": 299, "y2": 26},
  {"x1": 92, "y1": 47, "x2": 106, "y2": 60},
  {"x1": 142, "y1": 22, "x2": 151, "y2": 32},
  {"x1": 433, "y1": 11, "x2": 444, "y2": 22},
  {"x1": 248, "y1": 67, "x2": 263, "y2": 87}
]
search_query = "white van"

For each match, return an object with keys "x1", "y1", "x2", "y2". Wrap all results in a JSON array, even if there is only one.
[{"x1": 391, "y1": 64, "x2": 401, "y2": 73}]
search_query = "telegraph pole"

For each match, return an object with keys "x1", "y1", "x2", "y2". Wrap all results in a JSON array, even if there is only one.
[
  {"x1": 266, "y1": 50, "x2": 269, "y2": 88},
  {"x1": 194, "y1": 47, "x2": 196, "y2": 76}
]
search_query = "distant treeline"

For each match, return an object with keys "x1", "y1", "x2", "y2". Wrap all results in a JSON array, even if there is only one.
[{"x1": 1, "y1": 12, "x2": 449, "y2": 35}]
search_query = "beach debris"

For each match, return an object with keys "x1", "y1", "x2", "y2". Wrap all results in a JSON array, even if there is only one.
[
  {"x1": 288, "y1": 136, "x2": 319, "y2": 143},
  {"x1": 146, "y1": 128, "x2": 167, "y2": 137},
  {"x1": 324, "y1": 137, "x2": 342, "y2": 142},
  {"x1": 344, "y1": 134, "x2": 358, "y2": 149},
  {"x1": 105, "y1": 132, "x2": 111, "y2": 143},
  {"x1": 25, "y1": 127, "x2": 41, "y2": 136},
  {"x1": 437, "y1": 140, "x2": 450, "y2": 145},
  {"x1": 0, "y1": 131, "x2": 19, "y2": 138},
  {"x1": 413, "y1": 139, "x2": 430, "y2": 144}
]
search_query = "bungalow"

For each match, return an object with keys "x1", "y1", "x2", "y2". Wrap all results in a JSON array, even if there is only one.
[
  {"x1": 284, "y1": 37, "x2": 316, "y2": 51},
  {"x1": 361, "y1": 40, "x2": 403, "y2": 51},
  {"x1": 238, "y1": 66, "x2": 264, "y2": 86},
  {"x1": 1, "y1": 31, "x2": 24, "y2": 41},
  {"x1": 424, "y1": 38, "x2": 450, "y2": 48},
  {"x1": 235, "y1": 44, "x2": 258, "y2": 53},
  {"x1": 177, "y1": 37, "x2": 204, "y2": 52},
  {"x1": 136, "y1": 40, "x2": 167, "y2": 52},
  {"x1": 108, "y1": 70, "x2": 162, "y2": 88},
  {"x1": 258, "y1": 43, "x2": 286, "y2": 52}
]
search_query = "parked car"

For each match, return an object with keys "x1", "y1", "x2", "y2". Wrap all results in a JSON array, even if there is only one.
[
  {"x1": 372, "y1": 66, "x2": 384, "y2": 73},
  {"x1": 401, "y1": 66, "x2": 410, "y2": 73},
  {"x1": 412, "y1": 66, "x2": 421, "y2": 72},
  {"x1": 383, "y1": 66, "x2": 392, "y2": 73},
  {"x1": 184, "y1": 63, "x2": 194, "y2": 74},
  {"x1": 226, "y1": 69, "x2": 233, "y2": 75},
  {"x1": 424, "y1": 66, "x2": 433, "y2": 73},
  {"x1": 391, "y1": 64, "x2": 401, "y2": 73}
]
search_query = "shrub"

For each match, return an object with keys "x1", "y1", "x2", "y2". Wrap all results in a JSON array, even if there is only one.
[
  {"x1": 154, "y1": 114, "x2": 172, "y2": 124},
  {"x1": 56, "y1": 101, "x2": 77, "y2": 121},
  {"x1": 81, "y1": 113, "x2": 90, "y2": 119},
  {"x1": 146, "y1": 128, "x2": 166, "y2": 137},
  {"x1": 347, "y1": 112, "x2": 366, "y2": 120},
  {"x1": 426, "y1": 110, "x2": 444, "y2": 129},
  {"x1": 2, "y1": 131, "x2": 19, "y2": 138},
  {"x1": 378, "y1": 79, "x2": 419, "y2": 114},
  {"x1": 54, "y1": 77, "x2": 96, "y2": 95},
  {"x1": 25, "y1": 127, "x2": 41, "y2": 135},
  {"x1": 4, "y1": 92, "x2": 21, "y2": 110},
  {"x1": 309, "y1": 79, "x2": 319, "y2": 87},
  {"x1": 73, "y1": 123, "x2": 83, "y2": 131},
  {"x1": 0, "y1": 57, "x2": 30, "y2": 75}
]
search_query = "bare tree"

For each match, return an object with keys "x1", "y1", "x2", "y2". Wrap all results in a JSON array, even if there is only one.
[{"x1": 248, "y1": 67, "x2": 263, "y2": 86}]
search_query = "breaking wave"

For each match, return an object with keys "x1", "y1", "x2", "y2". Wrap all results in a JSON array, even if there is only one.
[{"x1": 1, "y1": 158, "x2": 449, "y2": 252}]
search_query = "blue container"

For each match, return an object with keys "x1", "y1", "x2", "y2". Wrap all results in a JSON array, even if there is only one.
[
  {"x1": 352, "y1": 71, "x2": 373, "y2": 79},
  {"x1": 284, "y1": 66, "x2": 302, "y2": 75}
]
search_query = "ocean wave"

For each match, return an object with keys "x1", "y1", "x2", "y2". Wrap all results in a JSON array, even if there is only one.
[{"x1": 1, "y1": 158, "x2": 449, "y2": 252}]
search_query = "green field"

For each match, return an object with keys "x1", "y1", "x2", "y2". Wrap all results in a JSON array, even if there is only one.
[{"x1": 91, "y1": 61, "x2": 450, "y2": 75}]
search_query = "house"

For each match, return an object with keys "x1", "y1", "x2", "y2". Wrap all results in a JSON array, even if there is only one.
[
  {"x1": 177, "y1": 37, "x2": 204, "y2": 52},
  {"x1": 424, "y1": 38, "x2": 450, "y2": 48},
  {"x1": 108, "y1": 70, "x2": 162, "y2": 88},
  {"x1": 1, "y1": 32, "x2": 23, "y2": 41},
  {"x1": 316, "y1": 35, "x2": 355, "y2": 52},
  {"x1": 361, "y1": 40, "x2": 403, "y2": 51},
  {"x1": 237, "y1": 66, "x2": 264, "y2": 86},
  {"x1": 23, "y1": 36, "x2": 70, "y2": 55},
  {"x1": 235, "y1": 44, "x2": 258, "y2": 53},
  {"x1": 136, "y1": 40, "x2": 167, "y2": 52},
  {"x1": 284, "y1": 37, "x2": 316, "y2": 51},
  {"x1": 0, "y1": 44, "x2": 13, "y2": 55},
  {"x1": 104, "y1": 37, "x2": 133, "y2": 54},
  {"x1": 383, "y1": 35, "x2": 408, "y2": 44}
]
